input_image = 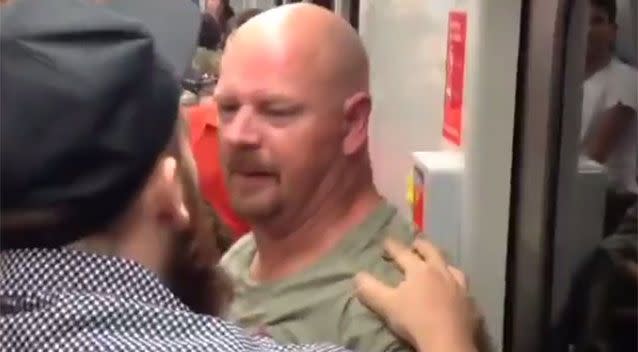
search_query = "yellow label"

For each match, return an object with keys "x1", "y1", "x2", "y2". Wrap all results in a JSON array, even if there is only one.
[{"x1": 406, "y1": 172, "x2": 415, "y2": 205}]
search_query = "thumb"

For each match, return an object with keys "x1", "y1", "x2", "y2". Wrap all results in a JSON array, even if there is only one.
[{"x1": 354, "y1": 272, "x2": 394, "y2": 318}]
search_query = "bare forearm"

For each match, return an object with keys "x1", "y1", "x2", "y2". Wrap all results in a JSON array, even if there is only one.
[
  {"x1": 415, "y1": 337, "x2": 476, "y2": 352},
  {"x1": 585, "y1": 105, "x2": 636, "y2": 163},
  {"x1": 413, "y1": 325, "x2": 477, "y2": 352}
]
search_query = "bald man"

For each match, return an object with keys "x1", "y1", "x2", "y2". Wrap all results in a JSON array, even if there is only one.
[{"x1": 217, "y1": 4, "x2": 417, "y2": 352}]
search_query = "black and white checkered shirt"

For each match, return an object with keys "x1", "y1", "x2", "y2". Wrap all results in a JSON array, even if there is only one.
[{"x1": 0, "y1": 248, "x2": 350, "y2": 352}]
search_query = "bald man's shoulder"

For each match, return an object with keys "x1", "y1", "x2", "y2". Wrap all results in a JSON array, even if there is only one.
[
  {"x1": 339, "y1": 219, "x2": 417, "y2": 352},
  {"x1": 221, "y1": 202, "x2": 417, "y2": 352}
]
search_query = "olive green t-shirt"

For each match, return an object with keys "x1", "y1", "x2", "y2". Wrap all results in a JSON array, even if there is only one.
[{"x1": 220, "y1": 201, "x2": 418, "y2": 352}]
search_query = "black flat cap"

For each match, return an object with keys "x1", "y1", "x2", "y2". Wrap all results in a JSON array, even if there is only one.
[{"x1": 1, "y1": 0, "x2": 200, "y2": 248}]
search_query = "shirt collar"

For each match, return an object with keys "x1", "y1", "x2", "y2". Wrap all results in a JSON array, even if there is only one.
[
  {"x1": 183, "y1": 101, "x2": 219, "y2": 143},
  {"x1": 0, "y1": 247, "x2": 188, "y2": 312}
]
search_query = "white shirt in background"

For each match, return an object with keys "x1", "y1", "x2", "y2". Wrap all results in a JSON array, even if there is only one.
[{"x1": 581, "y1": 58, "x2": 638, "y2": 194}]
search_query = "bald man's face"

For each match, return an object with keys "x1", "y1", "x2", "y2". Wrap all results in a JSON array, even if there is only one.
[{"x1": 214, "y1": 35, "x2": 347, "y2": 222}]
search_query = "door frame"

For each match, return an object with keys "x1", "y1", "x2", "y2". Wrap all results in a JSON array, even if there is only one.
[{"x1": 503, "y1": 0, "x2": 587, "y2": 350}]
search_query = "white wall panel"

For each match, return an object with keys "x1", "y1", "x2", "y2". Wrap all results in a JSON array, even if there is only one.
[
  {"x1": 360, "y1": 0, "x2": 457, "y2": 217},
  {"x1": 361, "y1": 1, "x2": 522, "y2": 348}
]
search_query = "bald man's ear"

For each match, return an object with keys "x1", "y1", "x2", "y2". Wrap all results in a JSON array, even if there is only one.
[{"x1": 342, "y1": 92, "x2": 372, "y2": 155}]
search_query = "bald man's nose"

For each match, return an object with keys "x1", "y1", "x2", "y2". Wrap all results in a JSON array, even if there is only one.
[{"x1": 219, "y1": 109, "x2": 261, "y2": 148}]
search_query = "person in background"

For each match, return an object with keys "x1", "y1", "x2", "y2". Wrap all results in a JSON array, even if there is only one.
[
  {"x1": 192, "y1": 12, "x2": 224, "y2": 77},
  {"x1": 217, "y1": 4, "x2": 491, "y2": 351},
  {"x1": 207, "y1": 0, "x2": 234, "y2": 33},
  {"x1": 181, "y1": 12, "x2": 222, "y2": 104},
  {"x1": 183, "y1": 99, "x2": 251, "y2": 241},
  {"x1": 581, "y1": 0, "x2": 638, "y2": 235},
  {"x1": 552, "y1": 230, "x2": 637, "y2": 352},
  {"x1": 0, "y1": 1, "x2": 479, "y2": 351},
  {"x1": 199, "y1": 12, "x2": 223, "y2": 50}
]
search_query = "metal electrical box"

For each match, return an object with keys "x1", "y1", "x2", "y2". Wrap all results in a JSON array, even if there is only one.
[{"x1": 411, "y1": 151, "x2": 464, "y2": 265}]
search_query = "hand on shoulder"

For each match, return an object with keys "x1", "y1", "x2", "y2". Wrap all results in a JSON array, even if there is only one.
[{"x1": 355, "y1": 238, "x2": 479, "y2": 352}]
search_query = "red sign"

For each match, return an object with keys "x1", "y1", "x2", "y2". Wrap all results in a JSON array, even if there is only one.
[{"x1": 442, "y1": 11, "x2": 468, "y2": 147}]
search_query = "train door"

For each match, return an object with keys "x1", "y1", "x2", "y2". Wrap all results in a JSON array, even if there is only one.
[
  {"x1": 507, "y1": 0, "x2": 637, "y2": 350},
  {"x1": 505, "y1": 0, "x2": 587, "y2": 350},
  {"x1": 361, "y1": 0, "x2": 635, "y2": 350}
]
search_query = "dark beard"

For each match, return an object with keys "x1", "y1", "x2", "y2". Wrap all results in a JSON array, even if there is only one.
[
  {"x1": 170, "y1": 240, "x2": 234, "y2": 317},
  {"x1": 166, "y1": 160, "x2": 234, "y2": 317}
]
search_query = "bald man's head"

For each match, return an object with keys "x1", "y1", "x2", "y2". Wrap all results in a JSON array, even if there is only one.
[
  {"x1": 225, "y1": 3, "x2": 369, "y2": 96},
  {"x1": 215, "y1": 3, "x2": 373, "y2": 225}
]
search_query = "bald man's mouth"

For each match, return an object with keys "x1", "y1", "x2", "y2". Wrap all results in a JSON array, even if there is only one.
[
  {"x1": 230, "y1": 170, "x2": 279, "y2": 189},
  {"x1": 236, "y1": 170, "x2": 275, "y2": 178},
  {"x1": 225, "y1": 152, "x2": 279, "y2": 189}
]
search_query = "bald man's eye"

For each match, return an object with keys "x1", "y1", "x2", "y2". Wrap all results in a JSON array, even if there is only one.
[
  {"x1": 218, "y1": 103, "x2": 239, "y2": 120},
  {"x1": 262, "y1": 105, "x2": 301, "y2": 118}
]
